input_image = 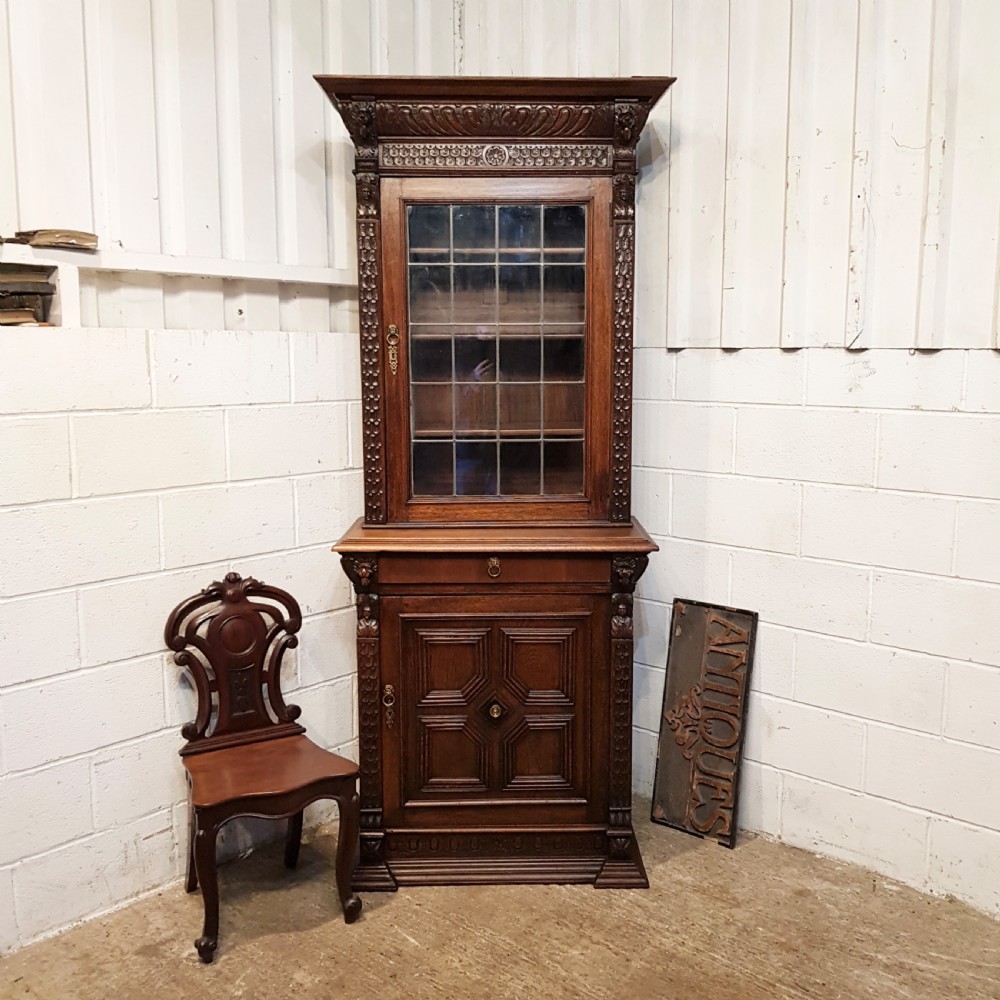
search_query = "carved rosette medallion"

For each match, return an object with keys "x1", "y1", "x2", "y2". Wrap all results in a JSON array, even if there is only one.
[{"x1": 379, "y1": 142, "x2": 613, "y2": 170}]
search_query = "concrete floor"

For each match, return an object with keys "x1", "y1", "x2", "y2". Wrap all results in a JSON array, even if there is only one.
[{"x1": 2, "y1": 806, "x2": 999, "y2": 1000}]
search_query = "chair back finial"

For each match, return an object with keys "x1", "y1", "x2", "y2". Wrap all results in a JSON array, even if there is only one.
[{"x1": 164, "y1": 572, "x2": 305, "y2": 755}]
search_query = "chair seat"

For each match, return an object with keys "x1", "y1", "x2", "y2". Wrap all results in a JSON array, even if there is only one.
[{"x1": 183, "y1": 735, "x2": 359, "y2": 809}]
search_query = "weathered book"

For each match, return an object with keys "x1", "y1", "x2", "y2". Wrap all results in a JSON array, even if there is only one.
[
  {"x1": 651, "y1": 599, "x2": 758, "y2": 848},
  {"x1": 9, "y1": 229, "x2": 98, "y2": 250},
  {"x1": 0, "y1": 308, "x2": 43, "y2": 325}
]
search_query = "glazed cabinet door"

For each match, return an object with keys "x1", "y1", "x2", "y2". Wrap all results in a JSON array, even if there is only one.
[
  {"x1": 380, "y1": 176, "x2": 612, "y2": 524},
  {"x1": 380, "y1": 593, "x2": 608, "y2": 828}
]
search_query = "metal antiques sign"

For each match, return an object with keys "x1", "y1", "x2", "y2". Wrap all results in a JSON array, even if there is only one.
[{"x1": 651, "y1": 599, "x2": 758, "y2": 848}]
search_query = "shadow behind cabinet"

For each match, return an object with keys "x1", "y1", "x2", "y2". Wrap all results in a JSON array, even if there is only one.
[{"x1": 317, "y1": 75, "x2": 673, "y2": 889}]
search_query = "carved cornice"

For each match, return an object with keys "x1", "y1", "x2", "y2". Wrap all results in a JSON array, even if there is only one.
[
  {"x1": 379, "y1": 141, "x2": 612, "y2": 170},
  {"x1": 375, "y1": 100, "x2": 615, "y2": 139}
]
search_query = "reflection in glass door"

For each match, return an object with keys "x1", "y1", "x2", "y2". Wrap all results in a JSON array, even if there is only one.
[{"x1": 407, "y1": 202, "x2": 587, "y2": 499}]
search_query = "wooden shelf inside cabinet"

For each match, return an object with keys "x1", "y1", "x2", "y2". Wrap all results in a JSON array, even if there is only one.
[{"x1": 319, "y1": 74, "x2": 673, "y2": 892}]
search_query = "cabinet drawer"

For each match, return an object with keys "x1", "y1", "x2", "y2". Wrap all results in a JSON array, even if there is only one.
[{"x1": 379, "y1": 554, "x2": 609, "y2": 586}]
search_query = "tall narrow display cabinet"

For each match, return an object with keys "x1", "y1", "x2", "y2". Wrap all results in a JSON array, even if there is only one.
[{"x1": 318, "y1": 75, "x2": 674, "y2": 890}]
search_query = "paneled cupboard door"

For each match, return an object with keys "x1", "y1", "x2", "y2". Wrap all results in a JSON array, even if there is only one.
[
  {"x1": 379, "y1": 594, "x2": 609, "y2": 829},
  {"x1": 381, "y1": 177, "x2": 613, "y2": 524}
]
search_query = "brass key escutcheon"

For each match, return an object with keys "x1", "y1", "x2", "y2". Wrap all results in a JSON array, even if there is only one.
[
  {"x1": 382, "y1": 684, "x2": 396, "y2": 728},
  {"x1": 386, "y1": 324, "x2": 400, "y2": 375}
]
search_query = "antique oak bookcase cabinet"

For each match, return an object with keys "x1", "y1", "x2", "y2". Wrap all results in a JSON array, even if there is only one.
[{"x1": 318, "y1": 76, "x2": 673, "y2": 890}]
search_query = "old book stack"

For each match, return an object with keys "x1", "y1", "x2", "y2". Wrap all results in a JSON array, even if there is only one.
[{"x1": 0, "y1": 265, "x2": 56, "y2": 325}]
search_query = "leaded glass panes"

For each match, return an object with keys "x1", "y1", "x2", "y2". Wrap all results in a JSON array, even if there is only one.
[{"x1": 408, "y1": 202, "x2": 586, "y2": 499}]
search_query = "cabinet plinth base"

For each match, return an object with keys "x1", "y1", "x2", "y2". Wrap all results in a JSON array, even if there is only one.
[
  {"x1": 352, "y1": 862, "x2": 399, "y2": 892},
  {"x1": 353, "y1": 826, "x2": 648, "y2": 888},
  {"x1": 389, "y1": 856, "x2": 604, "y2": 886}
]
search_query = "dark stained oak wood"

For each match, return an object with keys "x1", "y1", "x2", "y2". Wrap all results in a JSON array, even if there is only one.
[
  {"x1": 165, "y1": 573, "x2": 362, "y2": 963},
  {"x1": 335, "y1": 517, "x2": 657, "y2": 554},
  {"x1": 322, "y1": 76, "x2": 668, "y2": 892},
  {"x1": 316, "y1": 75, "x2": 675, "y2": 104}
]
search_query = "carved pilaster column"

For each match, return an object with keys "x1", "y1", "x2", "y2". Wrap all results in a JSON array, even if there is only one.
[
  {"x1": 339, "y1": 99, "x2": 387, "y2": 524},
  {"x1": 609, "y1": 101, "x2": 648, "y2": 524},
  {"x1": 596, "y1": 553, "x2": 649, "y2": 888},
  {"x1": 340, "y1": 554, "x2": 396, "y2": 890}
]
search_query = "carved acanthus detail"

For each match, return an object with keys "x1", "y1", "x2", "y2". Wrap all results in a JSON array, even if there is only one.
[{"x1": 376, "y1": 101, "x2": 615, "y2": 138}]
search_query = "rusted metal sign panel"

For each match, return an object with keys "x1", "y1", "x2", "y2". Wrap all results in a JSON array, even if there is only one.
[{"x1": 651, "y1": 599, "x2": 758, "y2": 848}]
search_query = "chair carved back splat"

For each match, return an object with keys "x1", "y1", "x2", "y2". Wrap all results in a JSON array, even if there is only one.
[{"x1": 164, "y1": 572, "x2": 305, "y2": 756}]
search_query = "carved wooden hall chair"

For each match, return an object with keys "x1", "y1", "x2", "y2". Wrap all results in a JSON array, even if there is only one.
[{"x1": 164, "y1": 572, "x2": 362, "y2": 963}]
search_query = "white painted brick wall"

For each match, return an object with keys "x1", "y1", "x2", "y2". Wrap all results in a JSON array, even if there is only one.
[
  {"x1": 0, "y1": 329, "x2": 151, "y2": 413},
  {"x1": 801, "y1": 486, "x2": 955, "y2": 575},
  {"x1": 73, "y1": 410, "x2": 227, "y2": 497},
  {"x1": 631, "y1": 346, "x2": 1000, "y2": 920},
  {"x1": 0, "y1": 592, "x2": 80, "y2": 685},
  {"x1": 0, "y1": 418, "x2": 71, "y2": 505},
  {"x1": 160, "y1": 481, "x2": 295, "y2": 567},
  {"x1": 954, "y1": 501, "x2": 1000, "y2": 584},
  {"x1": 0, "y1": 498, "x2": 161, "y2": 596},
  {"x1": 878, "y1": 413, "x2": 1000, "y2": 498},
  {"x1": 0, "y1": 759, "x2": 93, "y2": 866},
  {"x1": 780, "y1": 774, "x2": 930, "y2": 886},
  {"x1": 735, "y1": 407, "x2": 877, "y2": 485},
  {"x1": 151, "y1": 329, "x2": 290, "y2": 407},
  {"x1": 1, "y1": 314, "x2": 361, "y2": 952}
]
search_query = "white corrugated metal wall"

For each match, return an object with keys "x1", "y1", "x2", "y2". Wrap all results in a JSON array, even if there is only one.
[{"x1": 2, "y1": 0, "x2": 998, "y2": 349}]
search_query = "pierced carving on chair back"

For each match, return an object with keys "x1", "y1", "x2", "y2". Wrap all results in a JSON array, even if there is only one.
[{"x1": 164, "y1": 572, "x2": 306, "y2": 756}]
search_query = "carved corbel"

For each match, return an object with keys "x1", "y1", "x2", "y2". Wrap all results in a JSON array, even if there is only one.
[{"x1": 341, "y1": 554, "x2": 378, "y2": 593}]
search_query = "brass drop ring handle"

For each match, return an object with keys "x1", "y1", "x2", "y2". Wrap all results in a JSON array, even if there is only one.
[
  {"x1": 382, "y1": 684, "x2": 396, "y2": 729},
  {"x1": 487, "y1": 556, "x2": 501, "y2": 578},
  {"x1": 386, "y1": 324, "x2": 400, "y2": 376}
]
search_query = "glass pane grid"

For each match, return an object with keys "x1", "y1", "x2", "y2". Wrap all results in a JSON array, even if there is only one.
[{"x1": 408, "y1": 203, "x2": 586, "y2": 500}]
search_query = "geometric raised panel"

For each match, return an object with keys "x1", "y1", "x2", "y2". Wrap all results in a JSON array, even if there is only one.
[
  {"x1": 498, "y1": 626, "x2": 578, "y2": 706},
  {"x1": 500, "y1": 714, "x2": 573, "y2": 791},
  {"x1": 412, "y1": 626, "x2": 490, "y2": 706},
  {"x1": 418, "y1": 715, "x2": 488, "y2": 793}
]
